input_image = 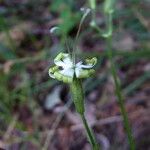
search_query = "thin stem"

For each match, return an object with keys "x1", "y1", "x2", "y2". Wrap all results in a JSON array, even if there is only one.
[
  {"x1": 80, "y1": 114, "x2": 99, "y2": 150},
  {"x1": 91, "y1": 23, "x2": 102, "y2": 34},
  {"x1": 106, "y1": 18, "x2": 135, "y2": 149},
  {"x1": 89, "y1": 0, "x2": 135, "y2": 148},
  {"x1": 73, "y1": 8, "x2": 91, "y2": 65},
  {"x1": 89, "y1": 0, "x2": 96, "y2": 25}
]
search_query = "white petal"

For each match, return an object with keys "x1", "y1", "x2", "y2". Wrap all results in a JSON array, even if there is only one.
[
  {"x1": 54, "y1": 54, "x2": 73, "y2": 70},
  {"x1": 54, "y1": 60, "x2": 65, "y2": 67},
  {"x1": 50, "y1": 26, "x2": 59, "y2": 33},
  {"x1": 63, "y1": 57, "x2": 73, "y2": 69},
  {"x1": 80, "y1": 64, "x2": 93, "y2": 68},
  {"x1": 75, "y1": 61, "x2": 83, "y2": 68},
  {"x1": 49, "y1": 71, "x2": 55, "y2": 79},
  {"x1": 60, "y1": 68, "x2": 74, "y2": 77},
  {"x1": 63, "y1": 57, "x2": 72, "y2": 63},
  {"x1": 75, "y1": 61, "x2": 93, "y2": 69},
  {"x1": 75, "y1": 67, "x2": 82, "y2": 78}
]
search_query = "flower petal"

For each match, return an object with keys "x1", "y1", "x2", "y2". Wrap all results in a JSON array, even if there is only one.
[
  {"x1": 54, "y1": 53, "x2": 73, "y2": 69},
  {"x1": 76, "y1": 61, "x2": 93, "y2": 69},
  {"x1": 60, "y1": 68, "x2": 74, "y2": 77},
  {"x1": 54, "y1": 61, "x2": 65, "y2": 67},
  {"x1": 49, "y1": 66, "x2": 59, "y2": 78},
  {"x1": 79, "y1": 64, "x2": 93, "y2": 68},
  {"x1": 62, "y1": 57, "x2": 73, "y2": 69},
  {"x1": 76, "y1": 69, "x2": 95, "y2": 78},
  {"x1": 49, "y1": 72, "x2": 55, "y2": 78},
  {"x1": 75, "y1": 57, "x2": 97, "y2": 69},
  {"x1": 76, "y1": 61, "x2": 82, "y2": 67},
  {"x1": 54, "y1": 71, "x2": 72, "y2": 83},
  {"x1": 85, "y1": 57, "x2": 97, "y2": 66},
  {"x1": 75, "y1": 67, "x2": 82, "y2": 78}
]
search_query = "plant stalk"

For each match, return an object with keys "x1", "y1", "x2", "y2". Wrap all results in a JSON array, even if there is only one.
[
  {"x1": 80, "y1": 114, "x2": 99, "y2": 150},
  {"x1": 70, "y1": 76, "x2": 99, "y2": 149},
  {"x1": 106, "y1": 15, "x2": 135, "y2": 149}
]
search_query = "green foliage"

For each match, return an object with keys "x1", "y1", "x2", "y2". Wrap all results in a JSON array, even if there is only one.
[
  {"x1": 0, "y1": 44, "x2": 16, "y2": 60},
  {"x1": 50, "y1": 0, "x2": 80, "y2": 35},
  {"x1": 0, "y1": 72, "x2": 28, "y2": 106}
]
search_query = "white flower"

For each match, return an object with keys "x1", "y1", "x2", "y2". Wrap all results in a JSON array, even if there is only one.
[{"x1": 49, "y1": 53, "x2": 97, "y2": 83}]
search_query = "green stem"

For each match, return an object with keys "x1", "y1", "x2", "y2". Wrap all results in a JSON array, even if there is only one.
[
  {"x1": 106, "y1": 17, "x2": 135, "y2": 150},
  {"x1": 70, "y1": 76, "x2": 99, "y2": 149},
  {"x1": 89, "y1": 0, "x2": 135, "y2": 148},
  {"x1": 80, "y1": 114, "x2": 99, "y2": 150}
]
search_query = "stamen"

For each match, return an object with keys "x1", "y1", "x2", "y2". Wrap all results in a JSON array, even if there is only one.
[
  {"x1": 80, "y1": 7, "x2": 91, "y2": 16},
  {"x1": 73, "y1": 7, "x2": 91, "y2": 65},
  {"x1": 49, "y1": 26, "x2": 60, "y2": 34}
]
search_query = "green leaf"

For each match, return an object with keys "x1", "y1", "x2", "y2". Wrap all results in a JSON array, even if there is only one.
[{"x1": 0, "y1": 43, "x2": 16, "y2": 60}]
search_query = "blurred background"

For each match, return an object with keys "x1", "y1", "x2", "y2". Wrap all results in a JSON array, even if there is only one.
[{"x1": 0, "y1": 0, "x2": 150, "y2": 149}]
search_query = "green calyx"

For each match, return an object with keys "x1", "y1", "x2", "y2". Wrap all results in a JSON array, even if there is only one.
[{"x1": 70, "y1": 75, "x2": 85, "y2": 115}]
